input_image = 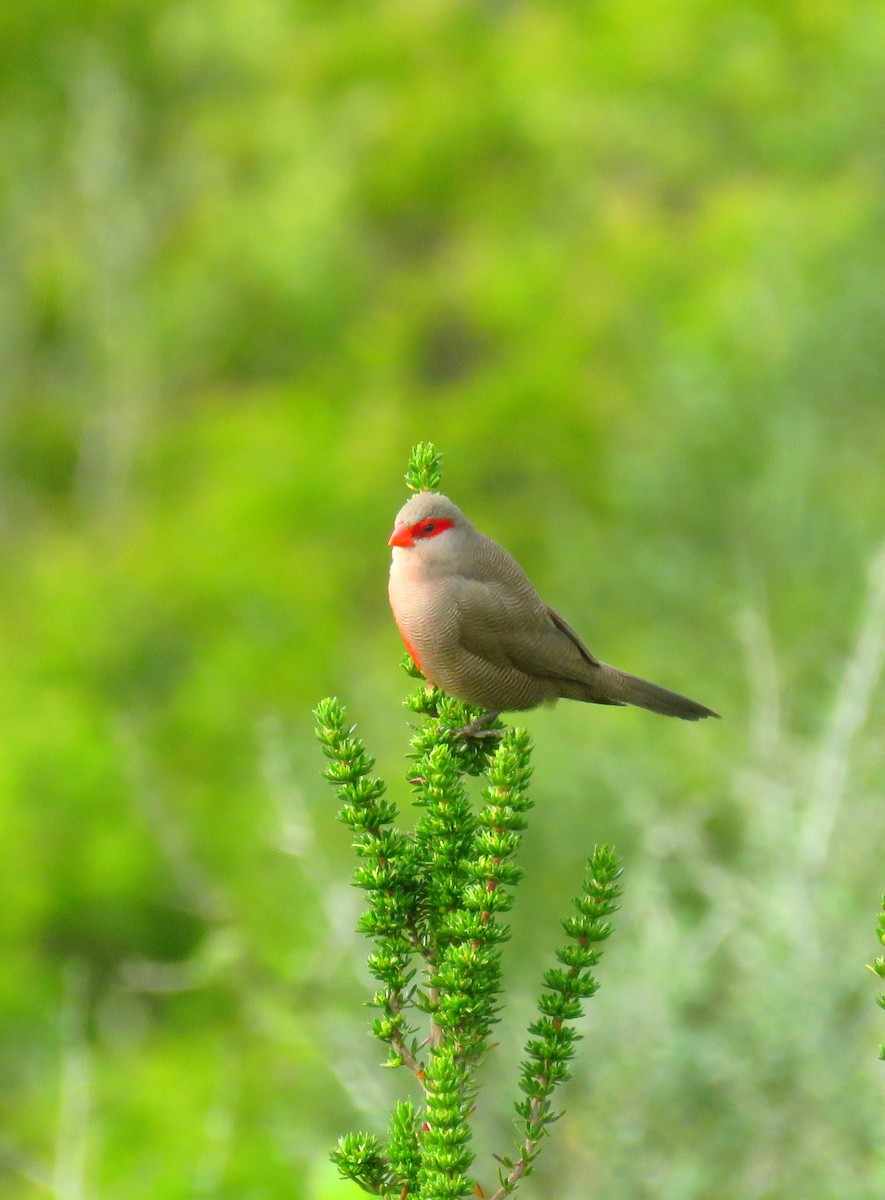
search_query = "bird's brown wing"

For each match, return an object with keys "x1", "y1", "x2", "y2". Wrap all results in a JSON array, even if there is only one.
[
  {"x1": 544, "y1": 606, "x2": 601, "y2": 668},
  {"x1": 454, "y1": 580, "x2": 600, "y2": 685}
]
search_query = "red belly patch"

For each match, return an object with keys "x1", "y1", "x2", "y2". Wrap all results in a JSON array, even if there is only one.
[{"x1": 396, "y1": 624, "x2": 425, "y2": 675}]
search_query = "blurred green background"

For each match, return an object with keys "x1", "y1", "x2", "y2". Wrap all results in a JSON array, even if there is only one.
[{"x1": 3, "y1": 1, "x2": 885, "y2": 1197}]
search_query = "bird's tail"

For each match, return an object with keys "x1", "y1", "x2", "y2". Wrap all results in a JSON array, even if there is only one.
[{"x1": 601, "y1": 665, "x2": 720, "y2": 721}]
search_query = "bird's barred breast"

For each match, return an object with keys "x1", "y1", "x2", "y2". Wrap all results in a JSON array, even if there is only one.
[
  {"x1": 388, "y1": 568, "x2": 461, "y2": 685},
  {"x1": 388, "y1": 567, "x2": 556, "y2": 711}
]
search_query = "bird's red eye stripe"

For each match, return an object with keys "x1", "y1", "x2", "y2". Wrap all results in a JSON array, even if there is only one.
[{"x1": 409, "y1": 517, "x2": 454, "y2": 540}]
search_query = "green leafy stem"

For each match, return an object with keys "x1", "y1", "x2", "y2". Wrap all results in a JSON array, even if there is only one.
[{"x1": 313, "y1": 443, "x2": 623, "y2": 1199}]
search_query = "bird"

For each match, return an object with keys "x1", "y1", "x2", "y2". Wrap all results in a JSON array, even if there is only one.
[{"x1": 387, "y1": 491, "x2": 719, "y2": 730}]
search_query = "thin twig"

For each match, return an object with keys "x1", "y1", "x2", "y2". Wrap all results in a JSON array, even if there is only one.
[
  {"x1": 487, "y1": 1094, "x2": 546, "y2": 1200},
  {"x1": 388, "y1": 992, "x2": 425, "y2": 1082},
  {"x1": 735, "y1": 597, "x2": 782, "y2": 762},
  {"x1": 801, "y1": 537, "x2": 885, "y2": 869},
  {"x1": 53, "y1": 964, "x2": 91, "y2": 1200}
]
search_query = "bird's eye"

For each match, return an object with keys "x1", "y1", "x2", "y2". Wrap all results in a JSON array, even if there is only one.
[{"x1": 409, "y1": 516, "x2": 453, "y2": 540}]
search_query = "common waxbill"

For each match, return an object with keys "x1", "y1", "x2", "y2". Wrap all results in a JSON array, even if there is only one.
[{"x1": 388, "y1": 492, "x2": 718, "y2": 724}]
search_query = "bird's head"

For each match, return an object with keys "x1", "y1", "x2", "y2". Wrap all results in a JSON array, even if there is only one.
[{"x1": 388, "y1": 492, "x2": 470, "y2": 575}]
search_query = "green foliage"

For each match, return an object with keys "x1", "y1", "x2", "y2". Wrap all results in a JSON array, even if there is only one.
[
  {"x1": 330, "y1": 1133, "x2": 388, "y2": 1195},
  {"x1": 387, "y1": 1101, "x2": 421, "y2": 1194},
  {"x1": 316, "y1": 697, "x2": 419, "y2": 1067},
  {"x1": 480, "y1": 847, "x2": 623, "y2": 1194},
  {"x1": 314, "y1": 446, "x2": 622, "y2": 1200},
  {"x1": 316, "y1": 679, "x2": 622, "y2": 1196},
  {"x1": 406, "y1": 443, "x2": 444, "y2": 495}
]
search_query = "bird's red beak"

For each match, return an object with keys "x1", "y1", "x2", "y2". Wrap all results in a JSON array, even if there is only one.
[{"x1": 388, "y1": 522, "x2": 415, "y2": 548}]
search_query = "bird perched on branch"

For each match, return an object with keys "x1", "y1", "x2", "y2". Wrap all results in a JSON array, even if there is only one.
[{"x1": 388, "y1": 492, "x2": 718, "y2": 731}]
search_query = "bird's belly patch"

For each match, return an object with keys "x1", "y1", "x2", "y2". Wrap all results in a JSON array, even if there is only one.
[{"x1": 395, "y1": 622, "x2": 426, "y2": 675}]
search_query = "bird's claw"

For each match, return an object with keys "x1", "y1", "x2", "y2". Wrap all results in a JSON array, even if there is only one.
[{"x1": 449, "y1": 712, "x2": 502, "y2": 740}]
